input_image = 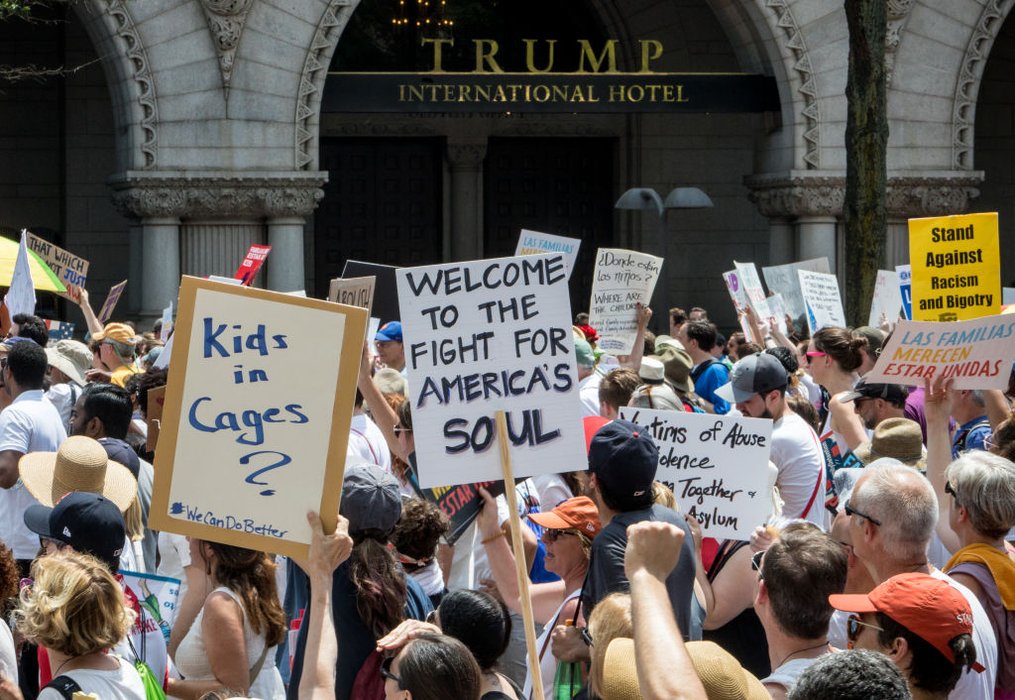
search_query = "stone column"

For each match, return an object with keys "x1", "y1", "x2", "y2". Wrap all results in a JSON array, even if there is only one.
[
  {"x1": 266, "y1": 218, "x2": 307, "y2": 292},
  {"x1": 446, "y1": 140, "x2": 487, "y2": 262},
  {"x1": 796, "y1": 216, "x2": 838, "y2": 268},
  {"x1": 768, "y1": 218, "x2": 795, "y2": 265},
  {"x1": 181, "y1": 221, "x2": 263, "y2": 279},
  {"x1": 141, "y1": 218, "x2": 182, "y2": 316}
]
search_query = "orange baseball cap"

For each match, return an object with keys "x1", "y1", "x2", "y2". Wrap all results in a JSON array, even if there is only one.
[
  {"x1": 528, "y1": 496, "x2": 602, "y2": 538},
  {"x1": 829, "y1": 572, "x2": 984, "y2": 672}
]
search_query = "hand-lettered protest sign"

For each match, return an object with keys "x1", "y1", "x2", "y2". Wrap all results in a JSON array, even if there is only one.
[
  {"x1": 762, "y1": 257, "x2": 830, "y2": 321},
  {"x1": 619, "y1": 407, "x2": 773, "y2": 539},
  {"x1": 149, "y1": 277, "x2": 367, "y2": 558},
  {"x1": 734, "y1": 261, "x2": 771, "y2": 319},
  {"x1": 896, "y1": 265, "x2": 912, "y2": 320},
  {"x1": 119, "y1": 570, "x2": 181, "y2": 645},
  {"x1": 397, "y1": 254, "x2": 585, "y2": 488},
  {"x1": 515, "y1": 230, "x2": 581, "y2": 278},
  {"x1": 233, "y1": 245, "x2": 272, "y2": 286},
  {"x1": 868, "y1": 270, "x2": 902, "y2": 328},
  {"x1": 908, "y1": 212, "x2": 1000, "y2": 321},
  {"x1": 160, "y1": 302, "x2": 173, "y2": 342},
  {"x1": 146, "y1": 385, "x2": 166, "y2": 454},
  {"x1": 798, "y1": 270, "x2": 845, "y2": 333},
  {"x1": 343, "y1": 260, "x2": 400, "y2": 323},
  {"x1": 766, "y1": 293, "x2": 792, "y2": 336},
  {"x1": 328, "y1": 276, "x2": 376, "y2": 317},
  {"x1": 589, "y1": 248, "x2": 663, "y2": 354},
  {"x1": 722, "y1": 270, "x2": 753, "y2": 338},
  {"x1": 865, "y1": 315, "x2": 1015, "y2": 389},
  {"x1": 97, "y1": 280, "x2": 128, "y2": 324},
  {"x1": 26, "y1": 232, "x2": 89, "y2": 293}
]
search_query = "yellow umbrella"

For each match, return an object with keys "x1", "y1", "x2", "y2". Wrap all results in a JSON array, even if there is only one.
[{"x1": 0, "y1": 236, "x2": 66, "y2": 293}]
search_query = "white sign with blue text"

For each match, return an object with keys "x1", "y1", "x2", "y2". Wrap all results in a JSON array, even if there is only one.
[
  {"x1": 397, "y1": 254, "x2": 585, "y2": 488},
  {"x1": 515, "y1": 229, "x2": 581, "y2": 278},
  {"x1": 150, "y1": 277, "x2": 366, "y2": 558}
]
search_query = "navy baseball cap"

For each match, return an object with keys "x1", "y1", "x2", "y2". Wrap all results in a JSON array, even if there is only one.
[
  {"x1": 98, "y1": 437, "x2": 141, "y2": 480},
  {"x1": 341, "y1": 464, "x2": 402, "y2": 534},
  {"x1": 375, "y1": 321, "x2": 403, "y2": 343},
  {"x1": 588, "y1": 420, "x2": 658, "y2": 510},
  {"x1": 24, "y1": 492, "x2": 125, "y2": 571}
]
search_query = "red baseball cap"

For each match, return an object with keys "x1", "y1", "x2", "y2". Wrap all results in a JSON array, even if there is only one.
[
  {"x1": 528, "y1": 496, "x2": 602, "y2": 538},
  {"x1": 829, "y1": 572, "x2": 984, "y2": 672}
]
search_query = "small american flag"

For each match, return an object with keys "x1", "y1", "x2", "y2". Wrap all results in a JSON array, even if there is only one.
[{"x1": 45, "y1": 320, "x2": 75, "y2": 340}]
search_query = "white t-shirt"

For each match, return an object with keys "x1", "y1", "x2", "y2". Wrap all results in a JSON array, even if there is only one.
[
  {"x1": 0, "y1": 619, "x2": 16, "y2": 685},
  {"x1": 578, "y1": 372, "x2": 602, "y2": 417},
  {"x1": 0, "y1": 390, "x2": 68, "y2": 559},
  {"x1": 39, "y1": 656, "x2": 145, "y2": 700},
  {"x1": 530, "y1": 474, "x2": 572, "y2": 511},
  {"x1": 930, "y1": 568, "x2": 998, "y2": 700},
  {"x1": 44, "y1": 381, "x2": 80, "y2": 431},
  {"x1": 770, "y1": 411, "x2": 826, "y2": 530},
  {"x1": 347, "y1": 413, "x2": 392, "y2": 471}
]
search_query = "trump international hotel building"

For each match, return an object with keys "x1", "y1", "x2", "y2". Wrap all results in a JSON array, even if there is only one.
[{"x1": 1, "y1": 0, "x2": 1013, "y2": 325}]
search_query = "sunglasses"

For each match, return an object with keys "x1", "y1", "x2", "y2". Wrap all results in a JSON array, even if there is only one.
[
  {"x1": 805, "y1": 351, "x2": 827, "y2": 358},
  {"x1": 844, "y1": 500, "x2": 882, "y2": 527},
  {"x1": 944, "y1": 480, "x2": 960, "y2": 504},
  {"x1": 846, "y1": 614, "x2": 884, "y2": 648},
  {"x1": 380, "y1": 655, "x2": 402, "y2": 687},
  {"x1": 543, "y1": 528, "x2": 578, "y2": 543},
  {"x1": 751, "y1": 550, "x2": 765, "y2": 577}
]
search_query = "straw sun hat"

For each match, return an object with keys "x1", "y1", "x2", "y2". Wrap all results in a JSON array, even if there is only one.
[{"x1": 19, "y1": 435, "x2": 137, "y2": 512}]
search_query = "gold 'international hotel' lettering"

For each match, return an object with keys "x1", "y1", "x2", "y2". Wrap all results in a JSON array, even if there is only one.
[{"x1": 398, "y1": 83, "x2": 689, "y2": 104}]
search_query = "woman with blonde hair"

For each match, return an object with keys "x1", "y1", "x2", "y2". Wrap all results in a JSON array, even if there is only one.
[
  {"x1": 169, "y1": 542, "x2": 287, "y2": 699},
  {"x1": 16, "y1": 550, "x2": 144, "y2": 699},
  {"x1": 587, "y1": 593, "x2": 633, "y2": 699}
]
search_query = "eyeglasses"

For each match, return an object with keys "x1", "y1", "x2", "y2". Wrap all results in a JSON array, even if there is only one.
[
  {"x1": 846, "y1": 614, "x2": 884, "y2": 648},
  {"x1": 394, "y1": 425, "x2": 413, "y2": 436},
  {"x1": 751, "y1": 550, "x2": 765, "y2": 576},
  {"x1": 944, "y1": 480, "x2": 961, "y2": 504},
  {"x1": 380, "y1": 655, "x2": 403, "y2": 687},
  {"x1": 543, "y1": 528, "x2": 578, "y2": 543},
  {"x1": 844, "y1": 500, "x2": 882, "y2": 527},
  {"x1": 580, "y1": 627, "x2": 594, "y2": 647}
]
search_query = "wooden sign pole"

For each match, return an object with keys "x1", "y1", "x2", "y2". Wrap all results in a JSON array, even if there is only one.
[{"x1": 495, "y1": 410, "x2": 546, "y2": 700}]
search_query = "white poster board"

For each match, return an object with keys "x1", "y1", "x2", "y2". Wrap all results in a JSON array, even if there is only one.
[
  {"x1": 722, "y1": 270, "x2": 753, "y2": 338},
  {"x1": 762, "y1": 258, "x2": 830, "y2": 321},
  {"x1": 515, "y1": 230, "x2": 581, "y2": 278},
  {"x1": 868, "y1": 270, "x2": 902, "y2": 328},
  {"x1": 149, "y1": 277, "x2": 367, "y2": 559},
  {"x1": 619, "y1": 407, "x2": 774, "y2": 539},
  {"x1": 766, "y1": 293, "x2": 792, "y2": 336},
  {"x1": 865, "y1": 315, "x2": 1015, "y2": 389},
  {"x1": 397, "y1": 254, "x2": 585, "y2": 488},
  {"x1": 734, "y1": 261, "x2": 772, "y2": 319},
  {"x1": 798, "y1": 269, "x2": 846, "y2": 333},
  {"x1": 589, "y1": 248, "x2": 664, "y2": 354},
  {"x1": 1003, "y1": 287, "x2": 1015, "y2": 305}
]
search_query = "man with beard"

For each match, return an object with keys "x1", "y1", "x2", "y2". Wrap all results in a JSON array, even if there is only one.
[
  {"x1": 717, "y1": 353, "x2": 826, "y2": 529},
  {"x1": 839, "y1": 378, "x2": 909, "y2": 432}
]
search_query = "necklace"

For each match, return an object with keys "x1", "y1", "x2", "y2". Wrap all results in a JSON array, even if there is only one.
[
  {"x1": 775, "y1": 640, "x2": 828, "y2": 669},
  {"x1": 51, "y1": 656, "x2": 78, "y2": 677}
]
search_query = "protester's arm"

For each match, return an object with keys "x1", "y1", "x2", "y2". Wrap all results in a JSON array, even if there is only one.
[
  {"x1": 356, "y1": 342, "x2": 404, "y2": 462},
  {"x1": 625, "y1": 522, "x2": 708, "y2": 700},
  {"x1": 295, "y1": 511, "x2": 353, "y2": 700},
  {"x1": 768, "y1": 315, "x2": 797, "y2": 352},
  {"x1": 743, "y1": 305, "x2": 765, "y2": 347},
  {"x1": 686, "y1": 516, "x2": 756, "y2": 629},
  {"x1": 984, "y1": 388, "x2": 1011, "y2": 430},
  {"x1": 169, "y1": 563, "x2": 211, "y2": 657},
  {"x1": 924, "y1": 377, "x2": 961, "y2": 553},
  {"x1": 0, "y1": 451, "x2": 23, "y2": 490},
  {"x1": 476, "y1": 487, "x2": 566, "y2": 624},
  {"x1": 828, "y1": 394, "x2": 868, "y2": 452},
  {"x1": 619, "y1": 304, "x2": 652, "y2": 370},
  {"x1": 167, "y1": 592, "x2": 251, "y2": 699},
  {"x1": 65, "y1": 284, "x2": 103, "y2": 337}
]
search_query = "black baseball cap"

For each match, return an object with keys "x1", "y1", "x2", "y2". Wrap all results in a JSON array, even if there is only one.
[
  {"x1": 839, "y1": 377, "x2": 909, "y2": 405},
  {"x1": 588, "y1": 419, "x2": 658, "y2": 510},
  {"x1": 24, "y1": 492, "x2": 125, "y2": 571}
]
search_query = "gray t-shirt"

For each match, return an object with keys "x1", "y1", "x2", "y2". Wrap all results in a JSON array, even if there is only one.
[{"x1": 582, "y1": 504, "x2": 698, "y2": 639}]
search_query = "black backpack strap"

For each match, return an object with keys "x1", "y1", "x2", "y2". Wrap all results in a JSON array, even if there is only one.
[
  {"x1": 45, "y1": 675, "x2": 82, "y2": 700},
  {"x1": 690, "y1": 358, "x2": 718, "y2": 384}
]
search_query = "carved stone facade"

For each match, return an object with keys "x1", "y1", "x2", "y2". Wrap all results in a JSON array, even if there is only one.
[{"x1": 198, "y1": 0, "x2": 254, "y2": 92}]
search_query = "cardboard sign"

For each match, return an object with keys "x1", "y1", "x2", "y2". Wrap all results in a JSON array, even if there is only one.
[
  {"x1": 908, "y1": 212, "x2": 1000, "y2": 321},
  {"x1": 146, "y1": 385, "x2": 166, "y2": 454},
  {"x1": 896, "y1": 265, "x2": 912, "y2": 320},
  {"x1": 798, "y1": 270, "x2": 845, "y2": 333},
  {"x1": 26, "y1": 232, "x2": 90, "y2": 292},
  {"x1": 619, "y1": 407, "x2": 773, "y2": 539},
  {"x1": 514, "y1": 230, "x2": 581, "y2": 278},
  {"x1": 588, "y1": 248, "x2": 664, "y2": 354},
  {"x1": 328, "y1": 276, "x2": 376, "y2": 317},
  {"x1": 119, "y1": 570, "x2": 181, "y2": 644},
  {"x1": 97, "y1": 280, "x2": 128, "y2": 324},
  {"x1": 149, "y1": 277, "x2": 367, "y2": 558},
  {"x1": 396, "y1": 254, "x2": 585, "y2": 488},
  {"x1": 233, "y1": 245, "x2": 272, "y2": 286},
  {"x1": 762, "y1": 258, "x2": 830, "y2": 321},
  {"x1": 343, "y1": 260, "x2": 400, "y2": 323},
  {"x1": 734, "y1": 261, "x2": 771, "y2": 319},
  {"x1": 865, "y1": 315, "x2": 1015, "y2": 389},
  {"x1": 868, "y1": 270, "x2": 902, "y2": 328}
]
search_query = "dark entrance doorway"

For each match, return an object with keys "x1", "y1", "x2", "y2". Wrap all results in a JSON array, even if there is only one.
[
  {"x1": 314, "y1": 137, "x2": 444, "y2": 298},
  {"x1": 483, "y1": 137, "x2": 616, "y2": 315}
]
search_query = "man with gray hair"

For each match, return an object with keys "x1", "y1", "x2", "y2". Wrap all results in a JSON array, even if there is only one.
[
  {"x1": 845, "y1": 458, "x2": 997, "y2": 698},
  {"x1": 950, "y1": 389, "x2": 990, "y2": 457}
]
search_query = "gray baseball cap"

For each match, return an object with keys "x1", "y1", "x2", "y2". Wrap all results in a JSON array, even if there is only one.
[
  {"x1": 340, "y1": 464, "x2": 402, "y2": 534},
  {"x1": 715, "y1": 353, "x2": 788, "y2": 404}
]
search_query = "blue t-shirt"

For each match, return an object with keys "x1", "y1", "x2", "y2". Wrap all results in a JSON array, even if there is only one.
[
  {"x1": 952, "y1": 416, "x2": 991, "y2": 458},
  {"x1": 693, "y1": 362, "x2": 731, "y2": 415}
]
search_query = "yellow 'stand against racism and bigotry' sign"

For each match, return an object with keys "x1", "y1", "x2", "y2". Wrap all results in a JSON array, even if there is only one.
[{"x1": 908, "y1": 212, "x2": 1000, "y2": 321}]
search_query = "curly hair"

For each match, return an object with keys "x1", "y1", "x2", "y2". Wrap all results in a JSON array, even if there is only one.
[
  {"x1": 15, "y1": 550, "x2": 134, "y2": 656},
  {"x1": 0, "y1": 544, "x2": 18, "y2": 617},
  {"x1": 202, "y1": 542, "x2": 286, "y2": 647},
  {"x1": 393, "y1": 498, "x2": 449, "y2": 563}
]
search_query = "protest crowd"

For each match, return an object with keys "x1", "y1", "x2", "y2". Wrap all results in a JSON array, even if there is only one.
[{"x1": 0, "y1": 233, "x2": 1012, "y2": 700}]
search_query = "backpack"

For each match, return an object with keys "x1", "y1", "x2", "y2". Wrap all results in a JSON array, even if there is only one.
[
  {"x1": 43, "y1": 676, "x2": 81, "y2": 700},
  {"x1": 689, "y1": 358, "x2": 719, "y2": 385}
]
